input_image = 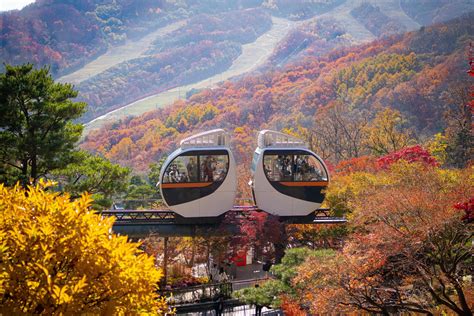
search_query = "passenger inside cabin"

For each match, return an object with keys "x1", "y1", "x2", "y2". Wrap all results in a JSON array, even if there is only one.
[
  {"x1": 168, "y1": 164, "x2": 180, "y2": 183},
  {"x1": 201, "y1": 156, "x2": 215, "y2": 182},
  {"x1": 186, "y1": 157, "x2": 197, "y2": 182},
  {"x1": 277, "y1": 155, "x2": 293, "y2": 181},
  {"x1": 264, "y1": 154, "x2": 326, "y2": 182}
]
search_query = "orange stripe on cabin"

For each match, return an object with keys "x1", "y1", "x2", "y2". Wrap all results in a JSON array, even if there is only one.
[
  {"x1": 279, "y1": 181, "x2": 328, "y2": 187},
  {"x1": 161, "y1": 182, "x2": 213, "y2": 189}
]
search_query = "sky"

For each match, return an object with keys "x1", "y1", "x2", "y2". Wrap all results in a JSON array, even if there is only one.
[{"x1": 0, "y1": 0, "x2": 35, "y2": 12}]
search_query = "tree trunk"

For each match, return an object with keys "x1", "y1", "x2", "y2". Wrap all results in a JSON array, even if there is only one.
[
  {"x1": 21, "y1": 158, "x2": 28, "y2": 187},
  {"x1": 190, "y1": 237, "x2": 196, "y2": 268},
  {"x1": 162, "y1": 237, "x2": 169, "y2": 288},
  {"x1": 274, "y1": 224, "x2": 287, "y2": 264},
  {"x1": 206, "y1": 239, "x2": 211, "y2": 278},
  {"x1": 31, "y1": 155, "x2": 37, "y2": 184}
]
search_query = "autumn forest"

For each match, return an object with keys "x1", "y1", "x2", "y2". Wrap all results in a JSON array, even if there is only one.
[{"x1": 0, "y1": 0, "x2": 473, "y2": 314}]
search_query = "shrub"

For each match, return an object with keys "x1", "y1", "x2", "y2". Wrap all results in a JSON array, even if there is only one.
[
  {"x1": 377, "y1": 145, "x2": 438, "y2": 169},
  {"x1": 0, "y1": 181, "x2": 169, "y2": 314}
]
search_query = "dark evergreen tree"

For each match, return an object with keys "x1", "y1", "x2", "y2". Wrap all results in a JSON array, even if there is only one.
[{"x1": 0, "y1": 64, "x2": 86, "y2": 185}]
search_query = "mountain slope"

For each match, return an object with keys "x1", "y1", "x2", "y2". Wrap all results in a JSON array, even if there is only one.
[
  {"x1": 75, "y1": 8, "x2": 273, "y2": 122},
  {"x1": 57, "y1": 19, "x2": 187, "y2": 84},
  {"x1": 2, "y1": 0, "x2": 473, "y2": 131},
  {"x1": 81, "y1": 13, "x2": 473, "y2": 170},
  {"x1": 0, "y1": 0, "x2": 269, "y2": 76}
]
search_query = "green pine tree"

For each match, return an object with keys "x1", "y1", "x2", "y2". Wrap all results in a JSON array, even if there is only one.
[{"x1": 0, "y1": 64, "x2": 86, "y2": 185}]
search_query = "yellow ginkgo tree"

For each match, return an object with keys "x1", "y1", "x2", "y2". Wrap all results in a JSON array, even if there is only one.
[{"x1": 0, "y1": 180, "x2": 170, "y2": 315}]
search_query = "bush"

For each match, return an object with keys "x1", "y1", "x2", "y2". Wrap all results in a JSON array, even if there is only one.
[
  {"x1": 0, "y1": 181, "x2": 169, "y2": 314},
  {"x1": 377, "y1": 145, "x2": 438, "y2": 169}
]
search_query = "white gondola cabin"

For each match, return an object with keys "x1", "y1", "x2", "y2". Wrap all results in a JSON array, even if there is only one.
[
  {"x1": 159, "y1": 129, "x2": 237, "y2": 218},
  {"x1": 250, "y1": 130, "x2": 330, "y2": 217}
]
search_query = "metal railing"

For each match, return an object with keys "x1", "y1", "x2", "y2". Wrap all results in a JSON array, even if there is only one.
[
  {"x1": 100, "y1": 209, "x2": 176, "y2": 223},
  {"x1": 161, "y1": 277, "x2": 270, "y2": 305},
  {"x1": 163, "y1": 282, "x2": 232, "y2": 305},
  {"x1": 99, "y1": 207, "x2": 347, "y2": 225}
]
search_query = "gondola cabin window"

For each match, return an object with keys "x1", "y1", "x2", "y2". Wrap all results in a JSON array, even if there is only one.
[
  {"x1": 163, "y1": 154, "x2": 229, "y2": 183},
  {"x1": 263, "y1": 152, "x2": 327, "y2": 182},
  {"x1": 163, "y1": 156, "x2": 197, "y2": 183},
  {"x1": 200, "y1": 155, "x2": 228, "y2": 182}
]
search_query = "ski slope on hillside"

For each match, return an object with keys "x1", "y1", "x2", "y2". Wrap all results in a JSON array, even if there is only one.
[
  {"x1": 84, "y1": 16, "x2": 296, "y2": 132},
  {"x1": 82, "y1": 0, "x2": 421, "y2": 133},
  {"x1": 57, "y1": 20, "x2": 186, "y2": 84}
]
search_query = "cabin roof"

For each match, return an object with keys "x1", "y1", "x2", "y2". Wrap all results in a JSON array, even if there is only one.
[
  {"x1": 180, "y1": 129, "x2": 230, "y2": 148},
  {"x1": 257, "y1": 130, "x2": 307, "y2": 149}
]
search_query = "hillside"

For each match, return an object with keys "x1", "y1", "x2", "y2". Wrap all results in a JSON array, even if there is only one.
[
  {"x1": 267, "y1": 17, "x2": 351, "y2": 67},
  {"x1": 2, "y1": 0, "x2": 472, "y2": 125},
  {"x1": 264, "y1": 0, "x2": 474, "y2": 68},
  {"x1": 0, "y1": 1, "x2": 277, "y2": 75},
  {"x1": 83, "y1": 16, "x2": 296, "y2": 131},
  {"x1": 350, "y1": 3, "x2": 406, "y2": 37},
  {"x1": 0, "y1": 0, "x2": 344, "y2": 77},
  {"x1": 400, "y1": 0, "x2": 474, "y2": 25},
  {"x1": 1, "y1": 0, "x2": 178, "y2": 75},
  {"x1": 81, "y1": 13, "x2": 474, "y2": 171},
  {"x1": 75, "y1": 8, "x2": 273, "y2": 122}
]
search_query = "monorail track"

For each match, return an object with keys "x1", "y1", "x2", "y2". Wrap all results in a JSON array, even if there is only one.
[{"x1": 100, "y1": 207, "x2": 346, "y2": 238}]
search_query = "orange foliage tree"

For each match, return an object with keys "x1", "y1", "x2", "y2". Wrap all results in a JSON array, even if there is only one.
[{"x1": 294, "y1": 163, "x2": 473, "y2": 315}]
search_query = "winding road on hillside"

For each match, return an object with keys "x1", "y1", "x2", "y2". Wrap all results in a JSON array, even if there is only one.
[{"x1": 79, "y1": 0, "x2": 420, "y2": 133}]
